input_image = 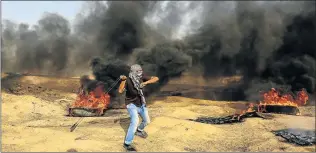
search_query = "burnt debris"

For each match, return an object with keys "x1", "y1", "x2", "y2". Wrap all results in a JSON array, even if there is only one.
[
  {"x1": 69, "y1": 107, "x2": 106, "y2": 117},
  {"x1": 190, "y1": 111, "x2": 266, "y2": 124},
  {"x1": 272, "y1": 129, "x2": 316, "y2": 146},
  {"x1": 258, "y1": 105, "x2": 300, "y2": 115}
]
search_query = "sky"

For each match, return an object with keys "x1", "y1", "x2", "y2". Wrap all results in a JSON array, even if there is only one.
[
  {"x1": 2, "y1": 1, "x2": 84, "y2": 26},
  {"x1": 1, "y1": 1, "x2": 218, "y2": 39}
]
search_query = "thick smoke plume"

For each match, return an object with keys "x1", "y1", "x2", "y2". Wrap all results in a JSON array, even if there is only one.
[
  {"x1": 90, "y1": 42, "x2": 192, "y2": 106},
  {"x1": 87, "y1": 1, "x2": 193, "y2": 106},
  {"x1": 2, "y1": 13, "x2": 71, "y2": 74},
  {"x1": 2, "y1": 1, "x2": 315, "y2": 104},
  {"x1": 97, "y1": 1, "x2": 154, "y2": 57},
  {"x1": 179, "y1": 1, "x2": 315, "y2": 102}
]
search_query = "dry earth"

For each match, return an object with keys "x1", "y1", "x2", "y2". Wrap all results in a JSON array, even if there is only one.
[{"x1": 1, "y1": 73, "x2": 315, "y2": 152}]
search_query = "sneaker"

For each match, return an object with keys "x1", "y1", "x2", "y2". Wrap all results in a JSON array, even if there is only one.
[
  {"x1": 135, "y1": 130, "x2": 148, "y2": 138},
  {"x1": 124, "y1": 143, "x2": 137, "y2": 152}
]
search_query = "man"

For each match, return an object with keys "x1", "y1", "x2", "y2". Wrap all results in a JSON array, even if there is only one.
[{"x1": 118, "y1": 64, "x2": 159, "y2": 152}]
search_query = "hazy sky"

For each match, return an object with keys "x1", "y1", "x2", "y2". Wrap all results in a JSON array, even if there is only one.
[{"x1": 2, "y1": 1, "x2": 83, "y2": 26}]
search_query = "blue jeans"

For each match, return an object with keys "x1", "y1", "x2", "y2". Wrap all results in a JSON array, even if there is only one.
[{"x1": 124, "y1": 103, "x2": 150, "y2": 145}]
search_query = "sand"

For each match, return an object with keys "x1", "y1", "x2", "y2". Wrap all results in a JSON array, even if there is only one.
[{"x1": 1, "y1": 74, "x2": 315, "y2": 152}]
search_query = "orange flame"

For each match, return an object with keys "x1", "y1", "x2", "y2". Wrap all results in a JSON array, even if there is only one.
[
  {"x1": 71, "y1": 84, "x2": 110, "y2": 115},
  {"x1": 234, "y1": 88, "x2": 308, "y2": 118},
  {"x1": 260, "y1": 88, "x2": 308, "y2": 107}
]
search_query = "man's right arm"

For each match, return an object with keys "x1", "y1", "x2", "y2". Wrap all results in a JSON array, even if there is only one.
[{"x1": 118, "y1": 75, "x2": 127, "y2": 93}]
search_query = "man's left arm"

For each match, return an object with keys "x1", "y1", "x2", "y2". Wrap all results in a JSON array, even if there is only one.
[{"x1": 142, "y1": 75, "x2": 159, "y2": 85}]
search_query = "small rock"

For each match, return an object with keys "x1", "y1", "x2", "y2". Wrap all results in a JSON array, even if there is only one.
[{"x1": 67, "y1": 148, "x2": 78, "y2": 152}]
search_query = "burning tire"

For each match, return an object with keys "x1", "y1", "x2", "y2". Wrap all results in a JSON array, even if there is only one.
[
  {"x1": 258, "y1": 105, "x2": 300, "y2": 115},
  {"x1": 257, "y1": 88, "x2": 308, "y2": 115},
  {"x1": 68, "y1": 107, "x2": 106, "y2": 117},
  {"x1": 69, "y1": 81, "x2": 111, "y2": 117},
  {"x1": 190, "y1": 88, "x2": 309, "y2": 125}
]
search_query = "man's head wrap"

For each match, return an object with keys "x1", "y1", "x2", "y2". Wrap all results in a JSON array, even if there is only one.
[{"x1": 129, "y1": 64, "x2": 146, "y2": 104}]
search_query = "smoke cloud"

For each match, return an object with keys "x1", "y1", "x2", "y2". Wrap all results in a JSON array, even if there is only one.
[
  {"x1": 2, "y1": 12, "x2": 71, "y2": 74},
  {"x1": 177, "y1": 1, "x2": 315, "y2": 101},
  {"x1": 2, "y1": 1, "x2": 315, "y2": 104}
]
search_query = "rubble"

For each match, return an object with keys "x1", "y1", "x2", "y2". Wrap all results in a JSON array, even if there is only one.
[
  {"x1": 68, "y1": 108, "x2": 105, "y2": 117},
  {"x1": 272, "y1": 129, "x2": 316, "y2": 146},
  {"x1": 190, "y1": 111, "x2": 267, "y2": 124}
]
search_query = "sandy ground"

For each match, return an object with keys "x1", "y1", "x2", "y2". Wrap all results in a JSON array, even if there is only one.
[{"x1": 1, "y1": 74, "x2": 315, "y2": 152}]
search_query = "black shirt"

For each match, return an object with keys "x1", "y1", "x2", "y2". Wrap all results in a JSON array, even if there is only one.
[{"x1": 125, "y1": 75, "x2": 151, "y2": 107}]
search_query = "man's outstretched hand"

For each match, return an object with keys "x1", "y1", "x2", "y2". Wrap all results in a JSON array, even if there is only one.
[{"x1": 120, "y1": 75, "x2": 127, "y2": 81}]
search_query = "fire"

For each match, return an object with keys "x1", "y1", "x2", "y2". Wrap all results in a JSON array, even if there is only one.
[
  {"x1": 71, "y1": 84, "x2": 110, "y2": 115},
  {"x1": 260, "y1": 88, "x2": 308, "y2": 107},
  {"x1": 234, "y1": 103, "x2": 256, "y2": 120},
  {"x1": 234, "y1": 88, "x2": 308, "y2": 118}
]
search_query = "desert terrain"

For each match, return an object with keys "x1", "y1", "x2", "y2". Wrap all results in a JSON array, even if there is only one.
[{"x1": 1, "y1": 73, "x2": 315, "y2": 152}]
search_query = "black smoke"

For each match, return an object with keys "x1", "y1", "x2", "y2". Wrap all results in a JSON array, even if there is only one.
[
  {"x1": 90, "y1": 42, "x2": 191, "y2": 100},
  {"x1": 133, "y1": 42, "x2": 192, "y2": 94},
  {"x1": 86, "y1": 1, "x2": 316, "y2": 104},
  {"x1": 2, "y1": 12, "x2": 71, "y2": 75},
  {"x1": 175, "y1": 1, "x2": 316, "y2": 102},
  {"x1": 259, "y1": 13, "x2": 316, "y2": 93},
  {"x1": 243, "y1": 2, "x2": 316, "y2": 101},
  {"x1": 97, "y1": 1, "x2": 155, "y2": 58},
  {"x1": 2, "y1": 1, "x2": 315, "y2": 104},
  {"x1": 87, "y1": 1, "x2": 191, "y2": 107}
]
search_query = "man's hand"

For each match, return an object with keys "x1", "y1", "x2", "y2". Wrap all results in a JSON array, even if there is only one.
[
  {"x1": 118, "y1": 75, "x2": 127, "y2": 93},
  {"x1": 120, "y1": 75, "x2": 127, "y2": 81}
]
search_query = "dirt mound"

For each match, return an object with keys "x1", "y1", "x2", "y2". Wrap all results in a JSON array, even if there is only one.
[
  {"x1": 1, "y1": 73, "x2": 79, "y2": 101},
  {"x1": 2, "y1": 73, "x2": 80, "y2": 93},
  {"x1": 2, "y1": 80, "x2": 71, "y2": 102}
]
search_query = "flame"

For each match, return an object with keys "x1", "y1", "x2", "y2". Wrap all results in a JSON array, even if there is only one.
[
  {"x1": 233, "y1": 103, "x2": 256, "y2": 120},
  {"x1": 233, "y1": 88, "x2": 308, "y2": 119},
  {"x1": 260, "y1": 88, "x2": 308, "y2": 107},
  {"x1": 71, "y1": 84, "x2": 110, "y2": 115}
]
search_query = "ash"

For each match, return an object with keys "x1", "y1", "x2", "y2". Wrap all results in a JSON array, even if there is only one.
[
  {"x1": 191, "y1": 116, "x2": 244, "y2": 124},
  {"x1": 272, "y1": 129, "x2": 316, "y2": 146},
  {"x1": 190, "y1": 112, "x2": 260, "y2": 124}
]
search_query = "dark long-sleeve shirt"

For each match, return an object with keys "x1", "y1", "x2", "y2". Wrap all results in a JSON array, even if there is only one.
[{"x1": 124, "y1": 75, "x2": 151, "y2": 107}]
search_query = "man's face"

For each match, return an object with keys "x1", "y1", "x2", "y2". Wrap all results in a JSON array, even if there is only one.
[
  {"x1": 137, "y1": 70, "x2": 143, "y2": 74},
  {"x1": 131, "y1": 64, "x2": 143, "y2": 78},
  {"x1": 136, "y1": 69, "x2": 143, "y2": 77}
]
